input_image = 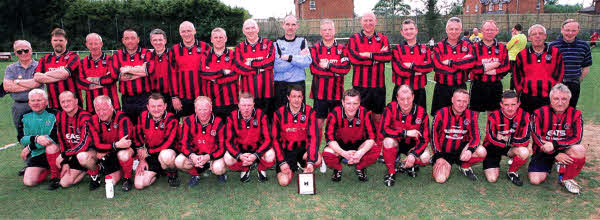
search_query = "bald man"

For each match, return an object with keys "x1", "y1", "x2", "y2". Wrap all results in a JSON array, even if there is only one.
[
  {"x1": 273, "y1": 15, "x2": 312, "y2": 110},
  {"x1": 170, "y1": 21, "x2": 211, "y2": 118}
]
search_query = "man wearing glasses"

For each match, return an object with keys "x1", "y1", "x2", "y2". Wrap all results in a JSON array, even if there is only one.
[{"x1": 4, "y1": 40, "x2": 43, "y2": 175}]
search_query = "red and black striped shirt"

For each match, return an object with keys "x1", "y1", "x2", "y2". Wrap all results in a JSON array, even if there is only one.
[
  {"x1": 170, "y1": 40, "x2": 211, "y2": 100},
  {"x1": 325, "y1": 106, "x2": 376, "y2": 144},
  {"x1": 225, "y1": 108, "x2": 271, "y2": 159},
  {"x1": 180, "y1": 114, "x2": 226, "y2": 159},
  {"x1": 113, "y1": 47, "x2": 154, "y2": 96},
  {"x1": 514, "y1": 44, "x2": 564, "y2": 97},
  {"x1": 233, "y1": 37, "x2": 276, "y2": 98},
  {"x1": 199, "y1": 48, "x2": 239, "y2": 107},
  {"x1": 381, "y1": 103, "x2": 430, "y2": 157},
  {"x1": 471, "y1": 40, "x2": 511, "y2": 82},
  {"x1": 431, "y1": 39, "x2": 476, "y2": 86},
  {"x1": 77, "y1": 53, "x2": 120, "y2": 112},
  {"x1": 89, "y1": 111, "x2": 133, "y2": 153},
  {"x1": 347, "y1": 31, "x2": 392, "y2": 88},
  {"x1": 391, "y1": 42, "x2": 433, "y2": 90},
  {"x1": 530, "y1": 106, "x2": 582, "y2": 153},
  {"x1": 309, "y1": 41, "x2": 351, "y2": 101},
  {"x1": 149, "y1": 48, "x2": 174, "y2": 96},
  {"x1": 484, "y1": 108, "x2": 530, "y2": 148},
  {"x1": 56, "y1": 109, "x2": 92, "y2": 156},
  {"x1": 431, "y1": 106, "x2": 480, "y2": 153},
  {"x1": 35, "y1": 50, "x2": 82, "y2": 109},
  {"x1": 272, "y1": 104, "x2": 319, "y2": 165},
  {"x1": 135, "y1": 110, "x2": 179, "y2": 154}
]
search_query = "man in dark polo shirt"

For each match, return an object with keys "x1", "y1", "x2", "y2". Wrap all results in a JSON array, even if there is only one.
[{"x1": 549, "y1": 19, "x2": 592, "y2": 108}]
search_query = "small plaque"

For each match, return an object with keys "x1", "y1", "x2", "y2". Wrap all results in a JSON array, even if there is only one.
[{"x1": 297, "y1": 173, "x2": 315, "y2": 195}]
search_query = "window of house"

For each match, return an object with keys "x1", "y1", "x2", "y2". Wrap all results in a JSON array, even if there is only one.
[
  {"x1": 499, "y1": 3, "x2": 503, "y2": 10},
  {"x1": 489, "y1": 3, "x2": 493, "y2": 11},
  {"x1": 310, "y1": 0, "x2": 316, "y2": 10},
  {"x1": 466, "y1": 5, "x2": 470, "y2": 12},
  {"x1": 475, "y1": 4, "x2": 479, "y2": 12},
  {"x1": 536, "y1": 0, "x2": 540, "y2": 9}
]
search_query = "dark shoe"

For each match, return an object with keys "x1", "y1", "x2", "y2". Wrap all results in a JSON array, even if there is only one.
[
  {"x1": 331, "y1": 169, "x2": 342, "y2": 182},
  {"x1": 18, "y1": 167, "x2": 26, "y2": 176},
  {"x1": 459, "y1": 167, "x2": 478, "y2": 181},
  {"x1": 217, "y1": 174, "x2": 227, "y2": 183},
  {"x1": 507, "y1": 172, "x2": 523, "y2": 186},
  {"x1": 396, "y1": 162, "x2": 406, "y2": 174},
  {"x1": 48, "y1": 178, "x2": 60, "y2": 190},
  {"x1": 121, "y1": 178, "x2": 133, "y2": 192},
  {"x1": 377, "y1": 155, "x2": 385, "y2": 164},
  {"x1": 384, "y1": 173, "x2": 396, "y2": 187},
  {"x1": 257, "y1": 170, "x2": 268, "y2": 182},
  {"x1": 188, "y1": 175, "x2": 201, "y2": 187},
  {"x1": 355, "y1": 168, "x2": 368, "y2": 182},
  {"x1": 407, "y1": 166, "x2": 418, "y2": 178},
  {"x1": 240, "y1": 170, "x2": 251, "y2": 183},
  {"x1": 89, "y1": 175, "x2": 101, "y2": 191},
  {"x1": 168, "y1": 174, "x2": 180, "y2": 188}
]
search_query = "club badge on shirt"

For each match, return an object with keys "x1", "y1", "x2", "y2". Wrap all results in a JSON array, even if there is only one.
[
  {"x1": 461, "y1": 46, "x2": 468, "y2": 52},
  {"x1": 464, "y1": 119, "x2": 470, "y2": 126},
  {"x1": 252, "y1": 119, "x2": 258, "y2": 127},
  {"x1": 546, "y1": 54, "x2": 552, "y2": 61},
  {"x1": 211, "y1": 130, "x2": 217, "y2": 136},
  {"x1": 300, "y1": 115, "x2": 306, "y2": 123},
  {"x1": 415, "y1": 118, "x2": 422, "y2": 124},
  {"x1": 224, "y1": 56, "x2": 230, "y2": 62}
]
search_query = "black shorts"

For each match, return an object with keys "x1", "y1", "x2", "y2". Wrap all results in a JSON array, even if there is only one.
[
  {"x1": 392, "y1": 85, "x2": 427, "y2": 110},
  {"x1": 64, "y1": 154, "x2": 87, "y2": 171},
  {"x1": 528, "y1": 150, "x2": 560, "y2": 173},
  {"x1": 519, "y1": 93, "x2": 549, "y2": 114},
  {"x1": 274, "y1": 81, "x2": 306, "y2": 111},
  {"x1": 353, "y1": 86, "x2": 386, "y2": 114},
  {"x1": 27, "y1": 153, "x2": 49, "y2": 168},
  {"x1": 121, "y1": 93, "x2": 151, "y2": 125},
  {"x1": 431, "y1": 83, "x2": 466, "y2": 116},
  {"x1": 313, "y1": 99, "x2": 342, "y2": 119},
  {"x1": 469, "y1": 80, "x2": 502, "y2": 112},
  {"x1": 276, "y1": 142, "x2": 308, "y2": 173},
  {"x1": 146, "y1": 152, "x2": 164, "y2": 174},
  {"x1": 396, "y1": 140, "x2": 418, "y2": 156},
  {"x1": 214, "y1": 104, "x2": 237, "y2": 120},
  {"x1": 338, "y1": 140, "x2": 364, "y2": 151},
  {"x1": 432, "y1": 151, "x2": 463, "y2": 165},
  {"x1": 177, "y1": 98, "x2": 195, "y2": 118},
  {"x1": 482, "y1": 144, "x2": 511, "y2": 169},
  {"x1": 99, "y1": 151, "x2": 121, "y2": 175}
]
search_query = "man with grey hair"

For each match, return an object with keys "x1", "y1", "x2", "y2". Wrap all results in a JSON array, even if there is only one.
[
  {"x1": 77, "y1": 33, "x2": 120, "y2": 113},
  {"x1": 529, "y1": 83, "x2": 585, "y2": 194},
  {"x1": 5, "y1": 40, "x2": 42, "y2": 140},
  {"x1": 4, "y1": 40, "x2": 42, "y2": 175},
  {"x1": 273, "y1": 15, "x2": 312, "y2": 110},
  {"x1": 233, "y1": 18, "x2": 276, "y2": 118},
  {"x1": 514, "y1": 24, "x2": 564, "y2": 113},
  {"x1": 431, "y1": 17, "x2": 475, "y2": 116},
  {"x1": 18, "y1": 89, "x2": 59, "y2": 187},
  {"x1": 170, "y1": 21, "x2": 211, "y2": 118},
  {"x1": 549, "y1": 19, "x2": 592, "y2": 108}
]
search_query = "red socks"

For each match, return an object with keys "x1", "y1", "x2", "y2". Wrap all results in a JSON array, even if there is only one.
[
  {"x1": 508, "y1": 155, "x2": 528, "y2": 173},
  {"x1": 322, "y1": 152, "x2": 342, "y2": 171},
  {"x1": 37, "y1": 169, "x2": 49, "y2": 184},
  {"x1": 562, "y1": 157, "x2": 586, "y2": 181},
  {"x1": 45, "y1": 152, "x2": 60, "y2": 179},
  {"x1": 119, "y1": 157, "x2": 133, "y2": 179},
  {"x1": 461, "y1": 156, "x2": 485, "y2": 169},
  {"x1": 382, "y1": 147, "x2": 398, "y2": 174}
]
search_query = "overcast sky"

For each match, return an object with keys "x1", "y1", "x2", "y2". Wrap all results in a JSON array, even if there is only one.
[{"x1": 219, "y1": 0, "x2": 593, "y2": 19}]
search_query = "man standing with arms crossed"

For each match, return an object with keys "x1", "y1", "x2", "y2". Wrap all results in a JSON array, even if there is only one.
[{"x1": 274, "y1": 15, "x2": 312, "y2": 109}]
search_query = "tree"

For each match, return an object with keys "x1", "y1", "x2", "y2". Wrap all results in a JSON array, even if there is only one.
[
  {"x1": 544, "y1": 0, "x2": 583, "y2": 13},
  {"x1": 423, "y1": 0, "x2": 443, "y2": 40},
  {"x1": 372, "y1": 0, "x2": 412, "y2": 17}
]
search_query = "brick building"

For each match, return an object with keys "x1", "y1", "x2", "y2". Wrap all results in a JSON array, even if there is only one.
[
  {"x1": 295, "y1": 0, "x2": 354, "y2": 19},
  {"x1": 463, "y1": 0, "x2": 545, "y2": 14}
]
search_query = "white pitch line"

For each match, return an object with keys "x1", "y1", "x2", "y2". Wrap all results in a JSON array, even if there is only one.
[{"x1": 0, "y1": 143, "x2": 18, "y2": 151}]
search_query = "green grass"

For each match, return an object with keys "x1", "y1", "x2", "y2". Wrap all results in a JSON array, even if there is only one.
[{"x1": 0, "y1": 50, "x2": 599, "y2": 218}]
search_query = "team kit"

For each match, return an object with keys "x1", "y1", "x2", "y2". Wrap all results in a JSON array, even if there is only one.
[{"x1": 12, "y1": 13, "x2": 589, "y2": 195}]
